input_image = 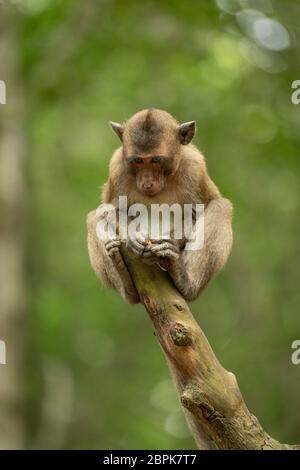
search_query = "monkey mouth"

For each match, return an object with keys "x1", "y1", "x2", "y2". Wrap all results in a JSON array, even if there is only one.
[
  {"x1": 139, "y1": 182, "x2": 164, "y2": 196},
  {"x1": 141, "y1": 188, "x2": 160, "y2": 196}
]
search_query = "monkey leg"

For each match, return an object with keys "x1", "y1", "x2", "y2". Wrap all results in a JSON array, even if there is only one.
[
  {"x1": 141, "y1": 198, "x2": 232, "y2": 301},
  {"x1": 168, "y1": 198, "x2": 233, "y2": 301}
]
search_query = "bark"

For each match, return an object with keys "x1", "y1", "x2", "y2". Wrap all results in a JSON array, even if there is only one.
[{"x1": 122, "y1": 249, "x2": 299, "y2": 450}]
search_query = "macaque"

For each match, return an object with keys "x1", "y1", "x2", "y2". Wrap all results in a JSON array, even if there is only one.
[{"x1": 87, "y1": 109, "x2": 233, "y2": 304}]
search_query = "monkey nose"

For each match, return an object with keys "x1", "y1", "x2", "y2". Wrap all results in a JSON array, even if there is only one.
[{"x1": 143, "y1": 181, "x2": 153, "y2": 190}]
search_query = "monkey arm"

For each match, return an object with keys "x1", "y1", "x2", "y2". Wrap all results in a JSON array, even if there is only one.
[
  {"x1": 87, "y1": 210, "x2": 140, "y2": 304},
  {"x1": 168, "y1": 198, "x2": 233, "y2": 301}
]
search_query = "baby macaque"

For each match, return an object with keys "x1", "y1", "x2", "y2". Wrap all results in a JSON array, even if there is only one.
[{"x1": 87, "y1": 109, "x2": 232, "y2": 304}]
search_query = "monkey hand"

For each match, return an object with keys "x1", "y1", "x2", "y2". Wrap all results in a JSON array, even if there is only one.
[
  {"x1": 104, "y1": 236, "x2": 122, "y2": 259},
  {"x1": 104, "y1": 236, "x2": 131, "y2": 281},
  {"x1": 126, "y1": 231, "x2": 149, "y2": 257},
  {"x1": 142, "y1": 238, "x2": 180, "y2": 269}
]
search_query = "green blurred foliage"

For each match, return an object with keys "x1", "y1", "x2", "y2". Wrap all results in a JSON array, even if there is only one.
[{"x1": 9, "y1": 0, "x2": 300, "y2": 448}]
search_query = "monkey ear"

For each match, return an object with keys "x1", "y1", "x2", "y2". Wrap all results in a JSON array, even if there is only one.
[
  {"x1": 110, "y1": 121, "x2": 124, "y2": 141},
  {"x1": 178, "y1": 121, "x2": 196, "y2": 145}
]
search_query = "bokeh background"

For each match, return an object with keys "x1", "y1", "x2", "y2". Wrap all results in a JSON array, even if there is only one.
[{"x1": 0, "y1": 0, "x2": 299, "y2": 450}]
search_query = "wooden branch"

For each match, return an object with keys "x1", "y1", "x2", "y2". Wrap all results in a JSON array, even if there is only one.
[{"x1": 122, "y1": 249, "x2": 299, "y2": 450}]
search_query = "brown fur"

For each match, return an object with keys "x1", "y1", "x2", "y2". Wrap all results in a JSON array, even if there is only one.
[
  {"x1": 102, "y1": 143, "x2": 220, "y2": 207},
  {"x1": 87, "y1": 109, "x2": 232, "y2": 303}
]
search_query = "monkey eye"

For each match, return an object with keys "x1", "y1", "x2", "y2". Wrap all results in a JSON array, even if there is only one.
[
  {"x1": 133, "y1": 157, "x2": 144, "y2": 164},
  {"x1": 151, "y1": 156, "x2": 161, "y2": 163}
]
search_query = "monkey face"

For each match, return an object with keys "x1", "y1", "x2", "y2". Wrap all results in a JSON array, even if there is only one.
[
  {"x1": 110, "y1": 109, "x2": 197, "y2": 197},
  {"x1": 126, "y1": 155, "x2": 168, "y2": 196}
]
